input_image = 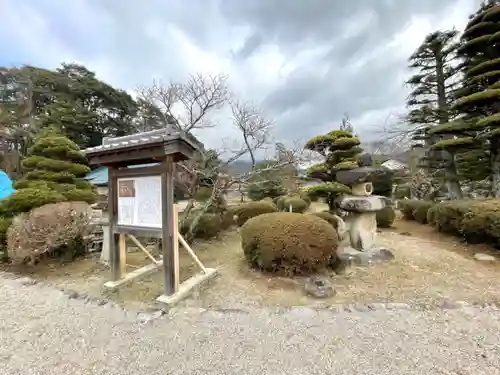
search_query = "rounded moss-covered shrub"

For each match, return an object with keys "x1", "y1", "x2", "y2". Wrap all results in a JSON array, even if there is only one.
[
  {"x1": 234, "y1": 201, "x2": 278, "y2": 226},
  {"x1": 180, "y1": 211, "x2": 229, "y2": 240},
  {"x1": 241, "y1": 212, "x2": 339, "y2": 275},
  {"x1": 0, "y1": 188, "x2": 67, "y2": 216},
  {"x1": 282, "y1": 197, "x2": 308, "y2": 213},
  {"x1": 260, "y1": 197, "x2": 276, "y2": 206},
  {"x1": 310, "y1": 211, "x2": 339, "y2": 229},
  {"x1": 376, "y1": 206, "x2": 396, "y2": 228}
]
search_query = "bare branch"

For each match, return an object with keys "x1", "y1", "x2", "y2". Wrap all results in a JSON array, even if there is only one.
[{"x1": 136, "y1": 72, "x2": 230, "y2": 132}]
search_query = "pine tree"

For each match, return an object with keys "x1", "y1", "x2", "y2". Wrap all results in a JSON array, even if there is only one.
[
  {"x1": 304, "y1": 130, "x2": 359, "y2": 210},
  {"x1": 405, "y1": 29, "x2": 463, "y2": 199},
  {"x1": 429, "y1": 1, "x2": 500, "y2": 196},
  {"x1": 4, "y1": 128, "x2": 97, "y2": 214}
]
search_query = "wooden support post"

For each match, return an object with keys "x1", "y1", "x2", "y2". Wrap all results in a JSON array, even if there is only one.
[
  {"x1": 173, "y1": 206, "x2": 180, "y2": 292},
  {"x1": 161, "y1": 156, "x2": 176, "y2": 296},
  {"x1": 108, "y1": 166, "x2": 122, "y2": 281},
  {"x1": 119, "y1": 234, "x2": 127, "y2": 277}
]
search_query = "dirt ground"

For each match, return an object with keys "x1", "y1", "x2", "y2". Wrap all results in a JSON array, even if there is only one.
[{"x1": 2, "y1": 203, "x2": 500, "y2": 311}]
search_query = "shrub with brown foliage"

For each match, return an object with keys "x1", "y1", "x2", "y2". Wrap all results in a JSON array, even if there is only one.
[
  {"x1": 234, "y1": 201, "x2": 278, "y2": 226},
  {"x1": 7, "y1": 201, "x2": 93, "y2": 263},
  {"x1": 241, "y1": 212, "x2": 339, "y2": 275},
  {"x1": 310, "y1": 211, "x2": 339, "y2": 229}
]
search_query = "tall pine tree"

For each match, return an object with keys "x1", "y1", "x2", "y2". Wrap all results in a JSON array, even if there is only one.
[
  {"x1": 405, "y1": 30, "x2": 463, "y2": 199},
  {"x1": 429, "y1": 1, "x2": 500, "y2": 196}
]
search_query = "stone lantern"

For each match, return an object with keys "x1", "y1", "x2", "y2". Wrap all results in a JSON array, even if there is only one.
[{"x1": 335, "y1": 154, "x2": 389, "y2": 252}]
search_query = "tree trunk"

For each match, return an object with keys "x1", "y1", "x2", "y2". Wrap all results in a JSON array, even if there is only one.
[
  {"x1": 435, "y1": 49, "x2": 462, "y2": 199},
  {"x1": 491, "y1": 148, "x2": 500, "y2": 198}
]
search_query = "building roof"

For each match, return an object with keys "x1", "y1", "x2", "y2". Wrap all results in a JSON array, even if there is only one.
[{"x1": 84, "y1": 127, "x2": 202, "y2": 154}]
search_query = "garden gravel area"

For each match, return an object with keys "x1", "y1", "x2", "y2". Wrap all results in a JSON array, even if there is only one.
[{"x1": 2, "y1": 274, "x2": 500, "y2": 375}]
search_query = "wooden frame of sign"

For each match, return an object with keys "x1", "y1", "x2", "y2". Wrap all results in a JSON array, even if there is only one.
[{"x1": 84, "y1": 128, "x2": 217, "y2": 306}]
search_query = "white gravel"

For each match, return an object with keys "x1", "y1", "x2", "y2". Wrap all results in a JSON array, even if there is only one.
[{"x1": 2, "y1": 275, "x2": 500, "y2": 375}]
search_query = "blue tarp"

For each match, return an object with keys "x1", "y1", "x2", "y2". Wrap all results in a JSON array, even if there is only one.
[
  {"x1": 84, "y1": 164, "x2": 159, "y2": 186},
  {"x1": 0, "y1": 170, "x2": 15, "y2": 200}
]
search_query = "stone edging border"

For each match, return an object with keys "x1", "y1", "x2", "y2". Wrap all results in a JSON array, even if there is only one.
[{"x1": 2, "y1": 273, "x2": 499, "y2": 323}]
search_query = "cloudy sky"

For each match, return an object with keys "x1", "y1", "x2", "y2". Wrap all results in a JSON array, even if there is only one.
[{"x1": 0, "y1": 0, "x2": 481, "y2": 150}]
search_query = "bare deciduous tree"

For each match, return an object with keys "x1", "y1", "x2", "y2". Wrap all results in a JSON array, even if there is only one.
[
  {"x1": 136, "y1": 73, "x2": 230, "y2": 133},
  {"x1": 137, "y1": 74, "x2": 304, "y2": 240}
]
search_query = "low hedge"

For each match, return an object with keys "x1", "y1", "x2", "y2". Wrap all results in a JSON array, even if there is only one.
[
  {"x1": 427, "y1": 199, "x2": 500, "y2": 245},
  {"x1": 399, "y1": 200, "x2": 435, "y2": 224},
  {"x1": 401, "y1": 198, "x2": 500, "y2": 247},
  {"x1": 233, "y1": 201, "x2": 278, "y2": 226},
  {"x1": 376, "y1": 206, "x2": 396, "y2": 228},
  {"x1": 240, "y1": 212, "x2": 339, "y2": 275}
]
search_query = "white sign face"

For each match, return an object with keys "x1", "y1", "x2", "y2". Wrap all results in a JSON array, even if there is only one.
[{"x1": 117, "y1": 176, "x2": 162, "y2": 228}]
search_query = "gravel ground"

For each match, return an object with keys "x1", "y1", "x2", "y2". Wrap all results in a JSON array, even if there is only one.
[{"x1": 2, "y1": 275, "x2": 500, "y2": 375}]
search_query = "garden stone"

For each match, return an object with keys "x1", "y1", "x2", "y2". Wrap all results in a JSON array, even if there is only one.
[
  {"x1": 357, "y1": 153, "x2": 373, "y2": 167},
  {"x1": 136, "y1": 309, "x2": 165, "y2": 324},
  {"x1": 474, "y1": 253, "x2": 495, "y2": 262},
  {"x1": 338, "y1": 196, "x2": 386, "y2": 213},
  {"x1": 349, "y1": 212, "x2": 377, "y2": 250},
  {"x1": 303, "y1": 276, "x2": 335, "y2": 298},
  {"x1": 337, "y1": 247, "x2": 394, "y2": 266},
  {"x1": 336, "y1": 167, "x2": 378, "y2": 185}
]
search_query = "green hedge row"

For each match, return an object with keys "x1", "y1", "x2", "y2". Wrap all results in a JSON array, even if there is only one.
[{"x1": 399, "y1": 199, "x2": 500, "y2": 247}]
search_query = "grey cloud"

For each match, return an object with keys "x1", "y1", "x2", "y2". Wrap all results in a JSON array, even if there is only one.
[
  {"x1": 232, "y1": 32, "x2": 263, "y2": 60},
  {"x1": 216, "y1": 0, "x2": 468, "y2": 140},
  {"x1": 34, "y1": 0, "x2": 476, "y2": 146}
]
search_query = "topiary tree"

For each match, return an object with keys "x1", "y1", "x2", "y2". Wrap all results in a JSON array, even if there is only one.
[
  {"x1": 405, "y1": 30, "x2": 463, "y2": 199},
  {"x1": 2, "y1": 128, "x2": 96, "y2": 215},
  {"x1": 303, "y1": 130, "x2": 360, "y2": 210},
  {"x1": 246, "y1": 179, "x2": 286, "y2": 201},
  {"x1": 429, "y1": 3, "x2": 500, "y2": 196}
]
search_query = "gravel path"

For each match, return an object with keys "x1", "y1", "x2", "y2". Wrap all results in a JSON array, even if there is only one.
[{"x1": 2, "y1": 275, "x2": 500, "y2": 375}]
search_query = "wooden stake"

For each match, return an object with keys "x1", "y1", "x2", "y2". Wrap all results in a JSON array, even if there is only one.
[
  {"x1": 178, "y1": 233, "x2": 207, "y2": 273},
  {"x1": 119, "y1": 234, "x2": 127, "y2": 277},
  {"x1": 127, "y1": 234, "x2": 158, "y2": 264}
]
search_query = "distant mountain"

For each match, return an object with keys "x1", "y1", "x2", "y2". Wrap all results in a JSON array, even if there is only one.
[{"x1": 224, "y1": 160, "x2": 254, "y2": 175}]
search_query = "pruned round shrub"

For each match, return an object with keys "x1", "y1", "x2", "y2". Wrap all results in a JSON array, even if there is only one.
[
  {"x1": 310, "y1": 211, "x2": 339, "y2": 229},
  {"x1": 234, "y1": 201, "x2": 278, "y2": 226},
  {"x1": 180, "y1": 210, "x2": 233, "y2": 240},
  {"x1": 376, "y1": 206, "x2": 396, "y2": 228},
  {"x1": 7, "y1": 201, "x2": 93, "y2": 263},
  {"x1": 282, "y1": 196, "x2": 308, "y2": 213},
  {"x1": 241, "y1": 212, "x2": 339, "y2": 275}
]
